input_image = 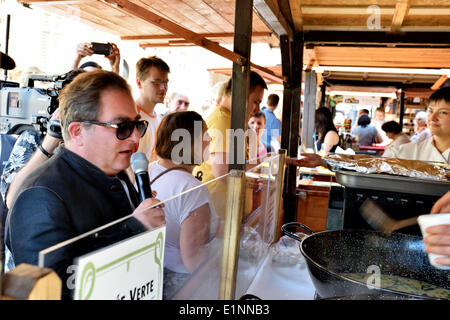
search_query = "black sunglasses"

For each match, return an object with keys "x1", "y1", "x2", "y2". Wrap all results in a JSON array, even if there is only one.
[{"x1": 82, "y1": 120, "x2": 148, "y2": 140}]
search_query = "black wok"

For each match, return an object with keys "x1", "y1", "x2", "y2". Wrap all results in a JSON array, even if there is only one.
[{"x1": 281, "y1": 222, "x2": 450, "y2": 300}]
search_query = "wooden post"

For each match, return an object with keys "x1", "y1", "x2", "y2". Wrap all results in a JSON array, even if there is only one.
[
  {"x1": 280, "y1": 33, "x2": 303, "y2": 224},
  {"x1": 229, "y1": 0, "x2": 253, "y2": 172},
  {"x1": 399, "y1": 88, "x2": 405, "y2": 131},
  {"x1": 301, "y1": 71, "x2": 317, "y2": 152},
  {"x1": 1, "y1": 264, "x2": 61, "y2": 300},
  {"x1": 272, "y1": 149, "x2": 287, "y2": 243},
  {"x1": 320, "y1": 83, "x2": 327, "y2": 108},
  {"x1": 219, "y1": 170, "x2": 246, "y2": 300}
]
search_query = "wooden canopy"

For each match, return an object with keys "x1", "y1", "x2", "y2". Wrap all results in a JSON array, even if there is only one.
[{"x1": 18, "y1": 0, "x2": 450, "y2": 88}]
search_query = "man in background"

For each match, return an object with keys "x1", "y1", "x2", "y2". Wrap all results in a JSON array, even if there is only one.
[
  {"x1": 162, "y1": 92, "x2": 190, "y2": 117},
  {"x1": 261, "y1": 93, "x2": 282, "y2": 153},
  {"x1": 135, "y1": 56, "x2": 170, "y2": 162},
  {"x1": 410, "y1": 111, "x2": 431, "y2": 143}
]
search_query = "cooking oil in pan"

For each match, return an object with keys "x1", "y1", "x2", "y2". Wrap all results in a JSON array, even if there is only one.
[{"x1": 340, "y1": 273, "x2": 450, "y2": 299}]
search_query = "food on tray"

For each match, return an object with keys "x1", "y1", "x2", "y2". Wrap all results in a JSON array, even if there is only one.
[
  {"x1": 324, "y1": 154, "x2": 449, "y2": 181},
  {"x1": 341, "y1": 273, "x2": 450, "y2": 299}
]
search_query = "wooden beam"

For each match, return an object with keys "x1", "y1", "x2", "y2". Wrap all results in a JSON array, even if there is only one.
[
  {"x1": 253, "y1": 0, "x2": 294, "y2": 39},
  {"x1": 391, "y1": 0, "x2": 410, "y2": 33},
  {"x1": 302, "y1": 71, "x2": 316, "y2": 152},
  {"x1": 301, "y1": 6, "x2": 394, "y2": 15},
  {"x1": 229, "y1": 0, "x2": 253, "y2": 172},
  {"x1": 300, "y1": 6, "x2": 450, "y2": 16},
  {"x1": 399, "y1": 89, "x2": 406, "y2": 130},
  {"x1": 140, "y1": 43, "x2": 194, "y2": 48},
  {"x1": 303, "y1": 31, "x2": 450, "y2": 46},
  {"x1": 288, "y1": 0, "x2": 303, "y2": 32},
  {"x1": 431, "y1": 75, "x2": 448, "y2": 90},
  {"x1": 102, "y1": 0, "x2": 247, "y2": 66},
  {"x1": 249, "y1": 63, "x2": 282, "y2": 83},
  {"x1": 121, "y1": 32, "x2": 272, "y2": 41}
]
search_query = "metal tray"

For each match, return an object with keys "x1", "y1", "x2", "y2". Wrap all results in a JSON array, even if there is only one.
[{"x1": 335, "y1": 170, "x2": 450, "y2": 197}]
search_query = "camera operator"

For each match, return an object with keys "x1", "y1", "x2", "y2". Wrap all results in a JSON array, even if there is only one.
[
  {"x1": 72, "y1": 42, "x2": 120, "y2": 74},
  {"x1": 1, "y1": 69, "x2": 86, "y2": 209}
]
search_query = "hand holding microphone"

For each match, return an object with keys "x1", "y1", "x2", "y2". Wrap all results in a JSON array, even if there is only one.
[
  {"x1": 131, "y1": 152, "x2": 153, "y2": 203},
  {"x1": 130, "y1": 152, "x2": 165, "y2": 229}
]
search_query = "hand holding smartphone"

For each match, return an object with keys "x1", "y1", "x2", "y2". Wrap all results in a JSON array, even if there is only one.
[{"x1": 91, "y1": 42, "x2": 113, "y2": 56}]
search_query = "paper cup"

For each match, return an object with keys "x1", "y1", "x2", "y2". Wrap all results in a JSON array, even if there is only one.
[{"x1": 417, "y1": 213, "x2": 450, "y2": 270}]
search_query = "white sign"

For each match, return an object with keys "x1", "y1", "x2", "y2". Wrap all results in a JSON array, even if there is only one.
[{"x1": 74, "y1": 226, "x2": 165, "y2": 300}]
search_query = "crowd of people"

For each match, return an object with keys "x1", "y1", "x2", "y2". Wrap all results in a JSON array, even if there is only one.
[{"x1": 0, "y1": 40, "x2": 449, "y2": 300}]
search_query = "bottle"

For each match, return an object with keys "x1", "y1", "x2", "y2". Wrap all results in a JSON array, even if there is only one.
[{"x1": 345, "y1": 134, "x2": 352, "y2": 150}]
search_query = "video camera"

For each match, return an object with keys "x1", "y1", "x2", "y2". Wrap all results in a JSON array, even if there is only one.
[{"x1": 0, "y1": 73, "x2": 69, "y2": 138}]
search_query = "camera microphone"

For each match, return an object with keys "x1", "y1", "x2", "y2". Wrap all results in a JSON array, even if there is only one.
[{"x1": 130, "y1": 152, "x2": 152, "y2": 203}]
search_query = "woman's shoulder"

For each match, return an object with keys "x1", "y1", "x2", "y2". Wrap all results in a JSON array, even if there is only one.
[
  {"x1": 325, "y1": 130, "x2": 340, "y2": 142},
  {"x1": 149, "y1": 163, "x2": 201, "y2": 188}
]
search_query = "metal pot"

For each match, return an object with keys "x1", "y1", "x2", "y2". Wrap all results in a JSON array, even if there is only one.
[{"x1": 281, "y1": 222, "x2": 449, "y2": 300}]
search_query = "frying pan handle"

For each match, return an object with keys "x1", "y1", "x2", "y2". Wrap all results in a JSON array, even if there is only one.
[{"x1": 281, "y1": 222, "x2": 315, "y2": 242}]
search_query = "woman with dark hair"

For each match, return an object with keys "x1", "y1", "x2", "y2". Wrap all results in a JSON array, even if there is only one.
[
  {"x1": 149, "y1": 111, "x2": 219, "y2": 299},
  {"x1": 314, "y1": 107, "x2": 340, "y2": 155},
  {"x1": 351, "y1": 114, "x2": 383, "y2": 146},
  {"x1": 381, "y1": 121, "x2": 410, "y2": 157}
]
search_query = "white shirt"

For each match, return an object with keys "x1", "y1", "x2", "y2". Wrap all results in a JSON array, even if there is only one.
[
  {"x1": 382, "y1": 133, "x2": 410, "y2": 158},
  {"x1": 148, "y1": 161, "x2": 218, "y2": 273},
  {"x1": 373, "y1": 120, "x2": 389, "y2": 143},
  {"x1": 410, "y1": 128, "x2": 431, "y2": 143},
  {"x1": 382, "y1": 137, "x2": 450, "y2": 164},
  {"x1": 137, "y1": 107, "x2": 162, "y2": 162}
]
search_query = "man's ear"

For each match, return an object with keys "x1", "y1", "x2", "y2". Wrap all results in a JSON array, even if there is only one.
[
  {"x1": 67, "y1": 122, "x2": 85, "y2": 146},
  {"x1": 136, "y1": 77, "x2": 142, "y2": 89}
]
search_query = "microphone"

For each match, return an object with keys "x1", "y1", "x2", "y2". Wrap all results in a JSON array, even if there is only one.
[{"x1": 130, "y1": 152, "x2": 152, "y2": 203}]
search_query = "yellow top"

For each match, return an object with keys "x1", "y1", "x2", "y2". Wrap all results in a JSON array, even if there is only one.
[
  {"x1": 193, "y1": 106, "x2": 231, "y2": 184},
  {"x1": 193, "y1": 106, "x2": 231, "y2": 218}
]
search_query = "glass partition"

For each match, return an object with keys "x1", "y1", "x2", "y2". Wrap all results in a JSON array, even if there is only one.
[
  {"x1": 39, "y1": 173, "x2": 230, "y2": 300},
  {"x1": 235, "y1": 154, "x2": 281, "y2": 298}
]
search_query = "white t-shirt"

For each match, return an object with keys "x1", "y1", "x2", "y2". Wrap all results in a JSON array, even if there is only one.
[
  {"x1": 148, "y1": 161, "x2": 218, "y2": 273},
  {"x1": 382, "y1": 137, "x2": 450, "y2": 164},
  {"x1": 137, "y1": 107, "x2": 162, "y2": 162},
  {"x1": 410, "y1": 128, "x2": 432, "y2": 143},
  {"x1": 381, "y1": 133, "x2": 410, "y2": 158}
]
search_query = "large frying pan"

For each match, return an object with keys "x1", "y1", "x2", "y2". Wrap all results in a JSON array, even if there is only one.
[{"x1": 281, "y1": 222, "x2": 449, "y2": 300}]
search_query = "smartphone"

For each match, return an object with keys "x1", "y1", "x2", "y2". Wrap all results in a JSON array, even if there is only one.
[{"x1": 91, "y1": 42, "x2": 113, "y2": 56}]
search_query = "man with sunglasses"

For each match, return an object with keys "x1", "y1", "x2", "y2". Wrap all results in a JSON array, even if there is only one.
[
  {"x1": 4, "y1": 71, "x2": 165, "y2": 296},
  {"x1": 135, "y1": 56, "x2": 170, "y2": 162}
]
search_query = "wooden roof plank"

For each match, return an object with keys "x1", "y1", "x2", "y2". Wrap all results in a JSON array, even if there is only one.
[
  {"x1": 180, "y1": 0, "x2": 235, "y2": 32},
  {"x1": 315, "y1": 46, "x2": 450, "y2": 68},
  {"x1": 104, "y1": 0, "x2": 247, "y2": 65},
  {"x1": 391, "y1": 0, "x2": 410, "y2": 33},
  {"x1": 132, "y1": 0, "x2": 210, "y2": 34},
  {"x1": 202, "y1": 0, "x2": 236, "y2": 26},
  {"x1": 289, "y1": 0, "x2": 303, "y2": 32},
  {"x1": 148, "y1": 0, "x2": 225, "y2": 33}
]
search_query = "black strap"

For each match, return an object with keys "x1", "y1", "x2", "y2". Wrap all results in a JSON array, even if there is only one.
[
  {"x1": 38, "y1": 144, "x2": 53, "y2": 158},
  {"x1": 150, "y1": 166, "x2": 203, "y2": 185}
]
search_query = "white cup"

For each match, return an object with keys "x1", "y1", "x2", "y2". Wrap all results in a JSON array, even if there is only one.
[{"x1": 417, "y1": 213, "x2": 450, "y2": 270}]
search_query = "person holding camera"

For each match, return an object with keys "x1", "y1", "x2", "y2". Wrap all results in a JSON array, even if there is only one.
[
  {"x1": 1, "y1": 69, "x2": 86, "y2": 210},
  {"x1": 72, "y1": 42, "x2": 120, "y2": 74}
]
